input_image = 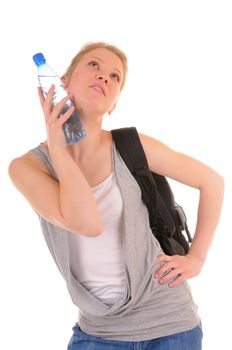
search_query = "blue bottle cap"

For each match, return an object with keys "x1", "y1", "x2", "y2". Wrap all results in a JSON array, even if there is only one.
[{"x1": 33, "y1": 53, "x2": 46, "y2": 66}]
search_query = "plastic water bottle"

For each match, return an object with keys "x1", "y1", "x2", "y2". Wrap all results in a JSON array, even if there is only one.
[{"x1": 32, "y1": 53, "x2": 86, "y2": 144}]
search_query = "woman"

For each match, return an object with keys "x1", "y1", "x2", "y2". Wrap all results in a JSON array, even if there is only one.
[{"x1": 9, "y1": 42, "x2": 224, "y2": 349}]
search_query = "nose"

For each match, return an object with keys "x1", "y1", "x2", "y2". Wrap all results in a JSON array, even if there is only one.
[{"x1": 96, "y1": 74, "x2": 108, "y2": 84}]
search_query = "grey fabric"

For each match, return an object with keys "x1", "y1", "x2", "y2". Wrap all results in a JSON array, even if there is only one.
[{"x1": 30, "y1": 142, "x2": 200, "y2": 341}]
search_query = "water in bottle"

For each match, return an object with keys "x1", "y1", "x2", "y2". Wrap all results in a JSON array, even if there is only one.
[{"x1": 32, "y1": 53, "x2": 86, "y2": 144}]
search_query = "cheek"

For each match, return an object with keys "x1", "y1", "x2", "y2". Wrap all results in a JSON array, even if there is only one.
[
  {"x1": 111, "y1": 87, "x2": 120, "y2": 101},
  {"x1": 68, "y1": 71, "x2": 84, "y2": 86},
  {"x1": 68, "y1": 79, "x2": 85, "y2": 96}
]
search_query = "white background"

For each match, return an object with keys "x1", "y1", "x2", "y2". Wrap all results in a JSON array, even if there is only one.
[{"x1": 1, "y1": 0, "x2": 231, "y2": 349}]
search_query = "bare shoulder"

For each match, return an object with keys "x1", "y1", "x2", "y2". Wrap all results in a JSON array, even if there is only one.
[
  {"x1": 138, "y1": 132, "x2": 173, "y2": 170},
  {"x1": 8, "y1": 147, "x2": 65, "y2": 229},
  {"x1": 137, "y1": 132, "x2": 223, "y2": 188},
  {"x1": 8, "y1": 148, "x2": 51, "y2": 184}
]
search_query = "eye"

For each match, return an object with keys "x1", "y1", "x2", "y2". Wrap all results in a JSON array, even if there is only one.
[
  {"x1": 88, "y1": 61, "x2": 99, "y2": 68},
  {"x1": 111, "y1": 73, "x2": 120, "y2": 82}
]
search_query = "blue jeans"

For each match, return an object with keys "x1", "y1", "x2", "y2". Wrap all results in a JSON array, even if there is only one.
[{"x1": 67, "y1": 323, "x2": 203, "y2": 350}]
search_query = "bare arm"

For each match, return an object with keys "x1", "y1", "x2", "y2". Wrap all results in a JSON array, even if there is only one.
[
  {"x1": 48, "y1": 145, "x2": 104, "y2": 236},
  {"x1": 139, "y1": 133, "x2": 224, "y2": 286},
  {"x1": 8, "y1": 152, "x2": 103, "y2": 237},
  {"x1": 8, "y1": 85, "x2": 103, "y2": 237}
]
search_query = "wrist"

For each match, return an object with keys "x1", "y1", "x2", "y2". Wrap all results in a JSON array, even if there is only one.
[
  {"x1": 187, "y1": 251, "x2": 206, "y2": 264},
  {"x1": 48, "y1": 143, "x2": 70, "y2": 158}
]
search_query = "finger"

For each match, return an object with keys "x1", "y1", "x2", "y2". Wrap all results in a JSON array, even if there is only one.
[
  {"x1": 37, "y1": 87, "x2": 45, "y2": 107},
  {"x1": 52, "y1": 94, "x2": 72, "y2": 116},
  {"x1": 158, "y1": 268, "x2": 181, "y2": 285},
  {"x1": 43, "y1": 85, "x2": 56, "y2": 118},
  {"x1": 46, "y1": 84, "x2": 56, "y2": 99},
  {"x1": 57, "y1": 106, "x2": 75, "y2": 126},
  {"x1": 168, "y1": 274, "x2": 186, "y2": 288},
  {"x1": 44, "y1": 84, "x2": 56, "y2": 105},
  {"x1": 156, "y1": 254, "x2": 172, "y2": 263},
  {"x1": 154, "y1": 262, "x2": 176, "y2": 279},
  {"x1": 47, "y1": 95, "x2": 73, "y2": 124}
]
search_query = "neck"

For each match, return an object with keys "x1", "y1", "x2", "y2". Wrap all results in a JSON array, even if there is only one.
[{"x1": 68, "y1": 121, "x2": 110, "y2": 161}]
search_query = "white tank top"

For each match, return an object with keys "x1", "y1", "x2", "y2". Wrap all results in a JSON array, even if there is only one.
[{"x1": 68, "y1": 172, "x2": 125, "y2": 305}]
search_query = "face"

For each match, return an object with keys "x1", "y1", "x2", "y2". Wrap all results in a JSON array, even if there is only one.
[{"x1": 64, "y1": 48, "x2": 124, "y2": 117}]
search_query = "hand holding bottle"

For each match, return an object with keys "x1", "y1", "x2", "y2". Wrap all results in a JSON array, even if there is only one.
[
  {"x1": 38, "y1": 84, "x2": 75, "y2": 149},
  {"x1": 33, "y1": 53, "x2": 86, "y2": 145}
]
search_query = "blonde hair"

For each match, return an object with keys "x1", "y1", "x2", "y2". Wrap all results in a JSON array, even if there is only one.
[{"x1": 65, "y1": 42, "x2": 128, "y2": 91}]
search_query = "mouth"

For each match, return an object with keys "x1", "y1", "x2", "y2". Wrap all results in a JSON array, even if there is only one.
[{"x1": 89, "y1": 84, "x2": 105, "y2": 96}]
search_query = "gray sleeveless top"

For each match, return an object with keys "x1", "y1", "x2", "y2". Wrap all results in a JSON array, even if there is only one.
[{"x1": 30, "y1": 142, "x2": 200, "y2": 341}]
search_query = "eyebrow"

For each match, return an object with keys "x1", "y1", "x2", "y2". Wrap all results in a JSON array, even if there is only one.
[{"x1": 88, "y1": 56, "x2": 122, "y2": 75}]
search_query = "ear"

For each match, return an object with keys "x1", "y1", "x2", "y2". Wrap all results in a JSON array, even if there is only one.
[{"x1": 61, "y1": 75, "x2": 69, "y2": 90}]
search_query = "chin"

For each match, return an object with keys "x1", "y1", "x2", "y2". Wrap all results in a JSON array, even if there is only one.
[{"x1": 81, "y1": 100, "x2": 109, "y2": 116}]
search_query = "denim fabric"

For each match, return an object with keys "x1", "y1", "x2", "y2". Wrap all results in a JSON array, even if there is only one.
[{"x1": 67, "y1": 323, "x2": 203, "y2": 350}]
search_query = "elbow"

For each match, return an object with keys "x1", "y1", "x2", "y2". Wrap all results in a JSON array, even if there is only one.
[
  {"x1": 214, "y1": 173, "x2": 225, "y2": 194},
  {"x1": 59, "y1": 208, "x2": 104, "y2": 237},
  {"x1": 218, "y1": 174, "x2": 225, "y2": 198},
  {"x1": 83, "y1": 222, "x2": 104, "y2": 237},
  {"x1": 200, "y1": 171, "x2": 225, "y2": 198},
  {"x1": 72, "y1": 221, "x2": 104, "y2": 237}
]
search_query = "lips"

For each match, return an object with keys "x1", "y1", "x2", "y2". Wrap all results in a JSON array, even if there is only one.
[{"x1": 89, "y1": 84, "x2": 105, "y2": 96}]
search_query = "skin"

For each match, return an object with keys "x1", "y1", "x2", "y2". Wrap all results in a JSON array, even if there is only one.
[{"x1": 8, "y1": 47, "x2": 224, "y2": 288}]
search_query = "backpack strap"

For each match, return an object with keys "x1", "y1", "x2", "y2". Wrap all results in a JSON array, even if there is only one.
[
  {"x1": 111, "y1": 127, "x2": 176, "y2": 235},
  {"x1": 111, "y1": 127, "x2": 158, "y2": 227}
]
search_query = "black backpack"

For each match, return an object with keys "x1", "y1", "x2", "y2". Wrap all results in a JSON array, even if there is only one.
[{"x1": 111, "y1": 127, "x2": 192, "y2": 256}]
